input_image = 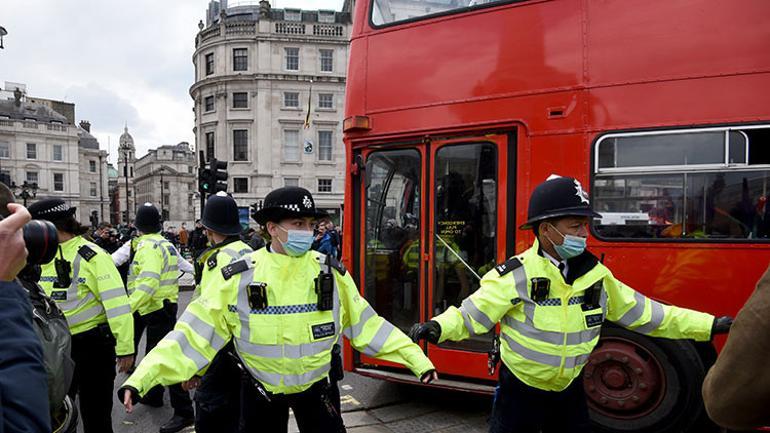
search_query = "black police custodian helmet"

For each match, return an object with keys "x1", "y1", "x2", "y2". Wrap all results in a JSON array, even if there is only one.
[
  {"x1": 252, "y1": 186, "x2": 327, "y2": 225},
  {"x1": 135, "y1": 203, "x2": 162, "y2": 233},
  {"x1": 28, "y1": 198, "x2": 77, "y2": 222},
  {"x1": 202, "y1": 192, "x2": 242, "y2": 236},
  {"x1": 520, "y1": 175, "x2": 602, "y2": 230}
]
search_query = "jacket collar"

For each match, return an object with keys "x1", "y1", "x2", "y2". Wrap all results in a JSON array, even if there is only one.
[{"x1": 532, "y1": 238, "x2": 600, "y2": 285}]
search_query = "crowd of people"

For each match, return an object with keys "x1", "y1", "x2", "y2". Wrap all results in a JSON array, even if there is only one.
[{"x1": 0, "y1": 180, "x2": 767, "y2": 433}]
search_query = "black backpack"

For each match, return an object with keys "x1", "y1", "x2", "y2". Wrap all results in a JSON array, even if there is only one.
[{"x1": 18, "y1": 266, "x2": 75, "y2": 415}]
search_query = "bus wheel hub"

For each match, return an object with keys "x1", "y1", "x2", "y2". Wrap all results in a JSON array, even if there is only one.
[{"x1": 584, "y1": 338, "x2": 665, "y2": 417}]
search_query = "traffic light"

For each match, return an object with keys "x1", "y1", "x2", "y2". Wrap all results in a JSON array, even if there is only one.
[
  {"x1": 210, "y1": 158, "x2": 228, "y2": 193},
  {"x1": 198, "y1": 159, "x2": 228, "y2": 196}
]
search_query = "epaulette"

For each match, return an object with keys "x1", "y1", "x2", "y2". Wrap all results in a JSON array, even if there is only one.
[
  {"x1": 326, "y1": 255, "x2": 347, "y2": 276},
  {"x1": 78, "y1": 245, "x2": 98, "y2": 262},
  {"x1": 221, "y1": 259, "x2": 249, "y2": 280},
  {"x1": 207, "y1": 251, "x2": 219, "y2": 270},
  {"x1": 495, "y1": 257, "x2": 522, "y2": 276}
]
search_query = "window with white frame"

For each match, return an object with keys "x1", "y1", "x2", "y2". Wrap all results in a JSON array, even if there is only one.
[
  {"x1": 284, "y1": 177, "x2": 299, "y2": 187},
  {"x1": 89, "y1": 182, "x2": 97, "y2": 197},
  {"x1": 318, "y1": 93, "x2": 334, "y2": 109},
  {"x1": 593, "y1": 125, "x2": 770, "y2": 241},
  {"x1": 0, "y1": 141, "x2": 9, "y2": 158},
  {"x1": 284, "y1": 9, "x2": 301, "y2": 21},
  {"x1": 204, "y1": 96, "x2": 215, "y2": 112},
  {"x1": 285, "y1": 47, "x2": 300, "y2": 71},
  {"x1": 26, "y1": 143, "x2": 37, "y2": 159},
  {"x1": 205, "y1": 53, "x2": 214, "y2": 75},
  {"x1": 318, "y1": 178, "x2": 332, "y2": 193},
  {"x1": 318, "y1": 130, "x2": 333, "y2": 161},
  {"x1": 284, "y1": 92, "x2": 300, "y2": 108},
  {"x1": 89, "y1": 160, "x2": 97, "y2": 172},
  {"x1": 283, "y1": 129, "x2": 300, "y2": 161},
  {"x1": 233, "y1": 177, "x2": 248, "y2": 193},
  {"x1": 53, "y1": 144, "x2": 63, "y2": 161},
  {"x1": 206, "y1": 132, "x2": 215, "y2": 160},
  {"x1": 26, "y1": 171, "x2": 38, "y2": 185},
  {"x1": 319, "y1": 49, "x2": 334, "y2": 72},
  {"x1": 232, "y1": 92, "x2": 248, "y2": 109},
  {"x1": 53, "y1": 173, "x2": 64, "y2": 192},
  {"x1": 233, "y1": 48, "x2": 248, "y2": 71},
  {"x1": 318, "y1": 11, "x2": 335, "y2": 23},
  {"x1": 233, "y1": 129, "x2": 248, "y2": 161}
]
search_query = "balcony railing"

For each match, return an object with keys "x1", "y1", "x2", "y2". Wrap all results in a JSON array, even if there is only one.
[
  {"x1": 313, "y1": 24, "x2": 344, "y2": 37},
  {"x1": 275, "y1": 22, "x2": 306, "y2": 34}
]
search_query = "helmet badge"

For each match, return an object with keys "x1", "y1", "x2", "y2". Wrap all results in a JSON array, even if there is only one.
[
  {"x1": 302, "y1": 195, "x2": 312, "y2": 209},
  {"x1": 574, "y1": 179, "x2": 589, "y2": 204}
]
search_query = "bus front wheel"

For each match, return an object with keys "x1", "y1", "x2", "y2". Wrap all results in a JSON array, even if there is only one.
[{"x1": 584, "y1": 326, "x2": 717, "y2": 433}]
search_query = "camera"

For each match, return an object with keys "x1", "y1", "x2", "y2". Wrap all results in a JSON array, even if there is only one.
[{"x1": 0, "y1": 182, "x2": 59, "y2": 265}]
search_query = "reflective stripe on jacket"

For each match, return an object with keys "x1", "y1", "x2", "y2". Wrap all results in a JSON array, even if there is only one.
[
  {"x1": 128, "y1": 233, "x2": 179, "y2": 316},
  {"x1": 433, "y1": 239, "x2": 714, "y2": 392},
  {"x1": 40, "y1": 236, "x2": 134, "y2": 355},
  {"x1": 124, "y1": 248, "x2": 434, "y2": 395}
]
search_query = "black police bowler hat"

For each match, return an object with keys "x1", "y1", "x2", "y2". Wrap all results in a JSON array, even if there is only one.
[
  {"x1": 135, "y1": 203, "x2": 162, "y2": 233},
  {"x1": 252, "y1": 186, "x2": 327, "y2": 225},
  {"x1": 28, "y1": 198, "x2": 77, "y2": 221},
  {"x1": 519, "y1": 175, "x2": 602, "y2": 229},
  {"x1": 202, "y1": 192, "x2": 243, "y2": 235}
]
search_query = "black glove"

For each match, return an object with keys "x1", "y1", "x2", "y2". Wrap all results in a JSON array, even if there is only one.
[
  {"x1": 420, "y1": 369, "x2": 437, "y2": 384},
  {"x1": 408, "y1": 320, "x2": 441, "y2": 344},
  {"x1": 711, "y1": 315, "x2": 734, "y2": 335}
]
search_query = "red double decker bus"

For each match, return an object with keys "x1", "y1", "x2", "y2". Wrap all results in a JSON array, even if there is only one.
[{"x1": 341, "y1": 0, "x2": 770, "y2": 431}]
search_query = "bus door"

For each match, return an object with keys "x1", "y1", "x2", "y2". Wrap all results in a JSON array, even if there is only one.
[{"x1": 358, "y1": 133, "x2": 514, "y2": 380}]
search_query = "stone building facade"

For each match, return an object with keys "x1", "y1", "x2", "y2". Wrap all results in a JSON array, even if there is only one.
[
  {"x1": 134, "y1": 142, "x2": 198, "y2": 227},
  {"x1": 0, "y1": 87, "x2": 109, "y2": 222},
  {"x1": 190, "y1": 0, "x2": 352, "y2": 225}
]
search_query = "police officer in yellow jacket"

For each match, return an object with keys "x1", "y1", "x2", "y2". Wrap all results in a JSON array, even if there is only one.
[
  {"x1": 409, "y1": 176, "x2": 733, "y2": 433},
  {"x1": 128, "y1": 203, "x2": 194, "y2": 432},
  {"x1": 31, "y1": 199, "x2": 134, "y2": 433},
  {"x1": 182, "y1": 192, "x2": 252, "y2": 433},
  {"x1": 119, "y1": 187, "x2": 437, "y2": 432}
]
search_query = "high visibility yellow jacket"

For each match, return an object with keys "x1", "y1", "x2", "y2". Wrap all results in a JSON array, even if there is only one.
[
  {"x1": 127, "y1": 233, "x2": 179, "y2": 316},
  {"x1": 433, "y1": 239, "x2": 714, "y2": 392},
  {"x1": 40, "y1": 236, "x2": 134, "y2": 356},
  {"x1": 192, "y1": 239, "x2": 253, "y2": 300},
  {"x1": 124, "y1": 248, "x2": 434, "y2": 395}
]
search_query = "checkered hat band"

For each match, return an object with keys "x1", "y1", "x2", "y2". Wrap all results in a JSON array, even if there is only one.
[
  {"x1": 279, "y1": 203, "x2": 302, "y2": 212},
  {"x1": 39, "y1": 203, "x2": 70, "y2": 215}
]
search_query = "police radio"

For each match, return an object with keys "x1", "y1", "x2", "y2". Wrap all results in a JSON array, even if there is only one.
[
  {"x1": 315, "y1": 273, "x2": 334, "y2": 311},
  {"x1": 53, "y1": 247, "x2": 72, "y2": 289}
]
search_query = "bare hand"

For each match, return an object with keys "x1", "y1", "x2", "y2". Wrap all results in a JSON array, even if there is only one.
[
  {"x1": 0, "y1": 203, "x2": 30, "y2": 281},
  {"x1": 420, "y1": 370, "x2": 438, "y2": 384},
  {"x1": 123, "y1": 389, "x2": 134, "y2": 413},
  {"x1": 182, "y1": 376, "x2": 201, "y2": 391},
  {"x1": 117, "y1": 355, "x2": 135, "y2": 373}
]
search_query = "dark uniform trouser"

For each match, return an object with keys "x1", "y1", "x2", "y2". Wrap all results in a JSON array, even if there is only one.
[
  {"x1": 489, "y1": 365, "x2": 590, "y2": 433},
  {"x1": 134, "y1": 302, "x2": 194, "y2": 418},
  {"x1": 194, "y1": 342, "x2": 242, "y2": 433},
  {"x1": 239, "y1": 378, "x2": 345, "y2": 433},
  {"x1": 69, "y1": 326, "x2": 117, "y2": 433}
]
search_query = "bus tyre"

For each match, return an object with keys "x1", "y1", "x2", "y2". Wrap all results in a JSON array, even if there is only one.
[{"x1": 584, "y1": 325, "x2": 717, "y2": 433}]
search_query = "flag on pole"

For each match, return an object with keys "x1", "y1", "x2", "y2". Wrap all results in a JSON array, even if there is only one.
[{"x1": 303, "y1": 79, "x2": 313, "y2": 129}]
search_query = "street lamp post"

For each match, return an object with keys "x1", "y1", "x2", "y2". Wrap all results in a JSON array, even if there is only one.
[
  {"x1": 123, "y1": 150, "x2": 130, "y2": 224},
  {"x1": 159, "y1": 167, "x2": 165, "y2": 220},
  {"x1": 12, "y1": 181, "x2": 38, "y2": 206}
]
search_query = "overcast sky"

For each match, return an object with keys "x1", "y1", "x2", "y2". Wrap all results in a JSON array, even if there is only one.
[{"x1": 1, "y1": 0, "x2": 343, "y2": 164}]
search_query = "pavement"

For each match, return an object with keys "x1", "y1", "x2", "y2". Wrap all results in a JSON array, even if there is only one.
[{"x1": 95, "y1": 289, "x2": 492, "y2": 433}]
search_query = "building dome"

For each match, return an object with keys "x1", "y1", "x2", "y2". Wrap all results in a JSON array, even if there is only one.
[{"x1": 118, "y1": 125, "x2": 135, "y2": 151}]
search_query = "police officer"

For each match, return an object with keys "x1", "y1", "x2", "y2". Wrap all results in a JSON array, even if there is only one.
[
  {"x1": 31, "y1": 199, "x2": 134, "y2": 433},
  {"x1": 409, "y1": 176, "x2": 734, "y2": 433},
  {"x1": 181, "y1": 192, "x2": 253, "y2": 433},
  {"x1": 119, "y1": 187, "x2": 437, "y2": 432},
  {"x1": 128, "y1": 203, "x2": 194, "y2": 433}
]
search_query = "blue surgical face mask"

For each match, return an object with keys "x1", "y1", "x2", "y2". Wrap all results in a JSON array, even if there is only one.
[
  {"x1": 547, "y1": 224, "x2": 587, "y2": 260},
  {"x1": 277, "y1": 225, "x2": 314, "y2": 257}
]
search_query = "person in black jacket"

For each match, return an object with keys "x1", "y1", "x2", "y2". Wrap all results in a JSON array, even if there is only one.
[
  {"x1": 0, "y1": 202, "x2": 51, "y2": 433},
  {"x1": 188, "y1": 220, "x2": 209, "y2": 259}
]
